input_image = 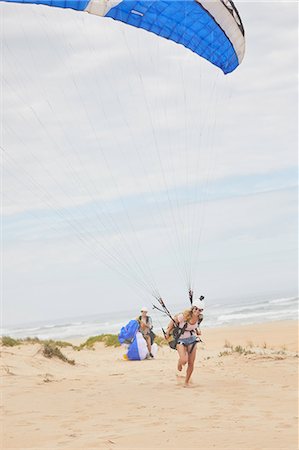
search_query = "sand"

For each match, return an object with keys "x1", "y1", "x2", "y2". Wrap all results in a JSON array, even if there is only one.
[{"x1": 1, "y1": 320, "x2": 298, "y2": 450}]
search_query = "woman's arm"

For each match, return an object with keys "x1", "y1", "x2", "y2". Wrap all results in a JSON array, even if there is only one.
[
  {"x1": 165, "y1": 316, "x2": 178, "y2": 339},
  {"x1": 196, "y1": 314, "x2": 203, "y2": 335}
]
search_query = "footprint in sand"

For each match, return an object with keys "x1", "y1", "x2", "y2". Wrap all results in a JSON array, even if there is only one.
[
  {"x1": 176, "y1": 372, "x2": 185, "y2": 379},
  {"x1": 42, "y1": 373, "x2": 54, "y2": 383},
  {"x1": 177, "y1": 426, "x2": 198, "y2": 432},
  {"x1": 277, "y1": 423, "x2": 292, "y2": 429},
  {"x1": 58, "y1": 441, "x2": 72, "y2": 446}
]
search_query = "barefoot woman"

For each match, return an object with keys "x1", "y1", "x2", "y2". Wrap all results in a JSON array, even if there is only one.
[{"x1": 165, "y1": 299, "x2": 204, "y2": 385}]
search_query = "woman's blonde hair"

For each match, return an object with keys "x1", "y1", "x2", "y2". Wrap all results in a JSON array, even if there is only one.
[{"x1": 182, "y1": 307, "x2": 194, "y2": 322}]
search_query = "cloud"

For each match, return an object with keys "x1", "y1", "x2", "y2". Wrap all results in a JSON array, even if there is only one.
[{"x1": 1, "y1": 1, "x2": 298, "y2": 324}]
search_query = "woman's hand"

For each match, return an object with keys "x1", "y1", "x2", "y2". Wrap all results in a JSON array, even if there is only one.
[{"x1": 165, "y1": 320, "x2": 175, "y2": 340}]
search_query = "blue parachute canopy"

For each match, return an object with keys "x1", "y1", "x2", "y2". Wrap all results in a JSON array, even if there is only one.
[
  {"x1": 126, "y1": 332, "x2": 149, "y2": 360},
  {"x1": 1, "y1": 0, "x2": 245, "y2": 74},
  {"x1": 118, "y1": 320, "x2": 149, "y2": 360},
  {"x1": 118, "y1": 319, "x2": 139, "y2": 344}
]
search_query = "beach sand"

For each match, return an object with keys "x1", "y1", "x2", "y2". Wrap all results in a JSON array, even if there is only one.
[{"x1": 1, "y1": 320, "x2": 298, "y2": 450}]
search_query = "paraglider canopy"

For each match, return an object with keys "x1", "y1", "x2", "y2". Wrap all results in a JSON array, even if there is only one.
[
  {"x1": 0, "y1": 0, "x2": 245, "y2": 73},
  {"x1": 1, "y1": 0, "x2": 246, "y2": 311}
]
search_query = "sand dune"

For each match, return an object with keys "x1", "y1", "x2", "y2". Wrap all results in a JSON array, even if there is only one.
[{"x1": 1, "y1": 320, "x2": 298, "y2": 449}]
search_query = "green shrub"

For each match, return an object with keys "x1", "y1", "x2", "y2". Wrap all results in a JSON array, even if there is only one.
[
  {"x1": 224, "y1": 340, "x2": 233, "y2": 349},
  {"x1": 43, "y1": 339, "x2": 73, "y2": 348},
  {"x1": 234, "y1": 345, "x2": 245, "y2": 354},
  {"x1": 219, "y1": 345, "x2": 254, "y2": 357},
  {"x1": 42, "y1": 343, "x2": 75, "y2": 365},
  {"x1": 154, "y1": 335, "x2": 167, "y2": 346},
  {"x1": 1, "y1": 336, "x2": 21, "y2": 347},
  {"x1": 219, "y1": 350, "x2": 231, "y2": 357},
  {"x1": 78, "y1": 334, "x2": 121, "y2": 350}
]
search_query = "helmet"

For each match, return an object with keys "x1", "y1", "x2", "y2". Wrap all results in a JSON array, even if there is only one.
[{"x1": 192, "y1": 298, "x2": 205, "y2": 310}]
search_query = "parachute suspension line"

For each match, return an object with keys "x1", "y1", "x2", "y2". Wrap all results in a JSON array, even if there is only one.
[
  {"x1": 182, "y1": 54, "x2": 197, "y2": 291},
  {"x1": 2, "y1": 4, "x2": 245, "y2": 302},
  {"x1": 152, "y1": 296, "x2": 179, "y2": 340},
  {"x1": 3, "y1": 79, "x2": 158, "y2": 298},
  {"x1": 194, "y1": 86, "x2": 231, "y2": 295},
  {"x1": 16, "y1": 12, "x2": 145, "y2": 296},
  {"x1": 165, "y1": 35, "x2": 211, "y2": 293},
  {"x1": 190, "y1": 77, "x2": 234, "y2": 291},
  {"x1": 1, "y1": 151, "x2": 115, "y2": 270},
  {"x1": 10, "y1": 17, "x2": 112, "y2": 204},
  {"x1": 178, "y1": 46, "x2": 197, "y2": 290},
  {"x1": 3, "y1": 14, "x2": 159, "y2": 298},
  {"x1": 8, "y1": 10, "x2": 161, "y2": 298},
  {"x1": 187, "y1": 30, "x2": 236, "y2": 290},
  {"x1": 3, "y1": 55, "x2": 96, "y2": 209},
  {"x1": 121, "y1": 29, "x2": 185, "y2": 259},
  {"x1": 179, "y1": 5, "x2": 197, "y2": 289},
  {"x1": 188, "y1": 72, "x2": 223, "y2": 291},
  {"x1": 7, "y1": 83, "x2": 158, "y2": 297},
  {"x1": 1, "y1": 147, "x2": 159, "y2": 297},
  {"x1": 186, "y1": 70, "x2": 221, "y2": 291},
  {"x1": 52, "y1": 8, "x2": 213, "y2": 298},
  {"x1": 3, "y1": 33, "x2": 115, "y2": 227},
  {"x1": 54, "y1": 13, "x2": 161, "y2": 298},
  {"x1": 36, "y1": 30, "x2": 161, "y2": 296},
  {"x1": 121, "y1": 28, "x2": 192, "y2": 290},
  {"x1": 77, "y1": 19, "x2": 170, "y2": 298},
  {"x1": 143, "y1": 34, "x2": 187, "y2": 289},
  {"x1": 151, "y1": 22, "x2": 190, "y2": 289},
  {"x1": 150, "y1": 306, "x2": 165, "y2": 334},
  {"x1": 162, "y1": 45, "x2": 192, "y2": 288}
]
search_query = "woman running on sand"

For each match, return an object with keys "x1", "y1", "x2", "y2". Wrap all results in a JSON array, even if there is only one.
[{"x1": 165, "y1": 299, "x2": 204, "y2": 385}]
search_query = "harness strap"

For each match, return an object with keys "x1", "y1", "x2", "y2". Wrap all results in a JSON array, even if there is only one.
[
  {"x1": 176, "y1": 322, "x2": 188, "y2": 340},
  {"x1": 188, "y1": 341, "x2": 198, "y2": 354}
]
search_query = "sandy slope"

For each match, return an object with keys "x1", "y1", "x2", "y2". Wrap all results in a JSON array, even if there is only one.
[{"x1": 1, "y1": 320, "x2": 298, "y2": 450}]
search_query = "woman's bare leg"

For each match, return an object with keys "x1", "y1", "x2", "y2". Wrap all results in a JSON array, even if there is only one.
[
  {"x1": 185, "y1": 345, "x2": 197, "y2": 385},
  {"x1": 176, "y1": 344, "x2": 188, "y2": 371}
]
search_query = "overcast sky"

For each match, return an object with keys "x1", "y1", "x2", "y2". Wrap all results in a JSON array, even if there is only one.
[{"x1": 1, "y1": 1, "x2": 298, "y2": 326}]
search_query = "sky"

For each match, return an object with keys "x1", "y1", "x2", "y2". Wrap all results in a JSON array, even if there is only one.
[{"x1": 1, "y1": 1, "x2": 298, "y2": 326}]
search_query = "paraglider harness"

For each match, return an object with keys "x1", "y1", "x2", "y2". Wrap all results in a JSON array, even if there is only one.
[
  {"x1": 168, "y1": 322, "x2": 189, "y2": 350},
  {"x1": 137, "y1": 315, "x2": 156, "y2": 345},
  {"x1": 153, "y1": 292, "x2": 204, "y2": 353}
]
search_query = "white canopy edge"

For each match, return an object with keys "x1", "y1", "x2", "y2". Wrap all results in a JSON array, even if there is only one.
[{"x1": 198, "y1": 0, "x2": 245, "y2": 64}]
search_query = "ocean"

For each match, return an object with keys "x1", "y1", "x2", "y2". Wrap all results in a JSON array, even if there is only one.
[{"x1": 2, "y1": 295, "x2": 298, "y2": 341}]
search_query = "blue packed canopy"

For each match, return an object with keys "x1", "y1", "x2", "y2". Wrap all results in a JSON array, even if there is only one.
[
  {"x1": 1, "y1": 0, "x2": 245, "y2": 74},
  {"x1": 118, "y1": 319, "x2": 139, "y2": 344},
  {"x1": 118, "y1": 320, "x2": 150, "y2": 360}
]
